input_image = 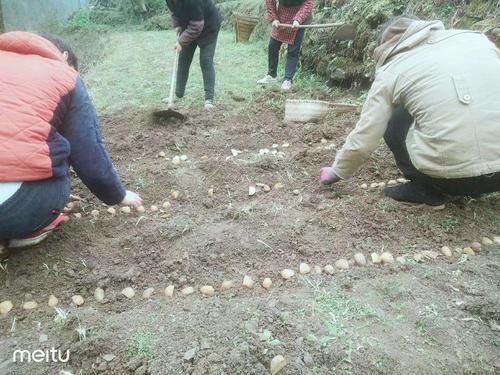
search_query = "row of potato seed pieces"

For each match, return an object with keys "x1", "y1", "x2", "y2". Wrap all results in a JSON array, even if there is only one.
[
  {"x1": 2, "y1": 239, "x2": 498, "y2": 316},
  {"x1": 360, "y1": 178, "x2": 409, "y2": 190},
  {"x1": 0, "y1": 254, "x2": 396, "y2": 316},
  {"x1": 71, "y1": 201, "x2": 173, "y2": 219}
]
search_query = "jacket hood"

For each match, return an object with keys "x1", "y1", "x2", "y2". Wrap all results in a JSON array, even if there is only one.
[
  {"x1": 0, "y1": 31, "x2": 66, "y2": 63},
  {"x1": 373, "y1": 18, "x2": 445, "y2": 68}
]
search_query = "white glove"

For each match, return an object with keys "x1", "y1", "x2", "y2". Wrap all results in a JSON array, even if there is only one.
[
  {"x1": 272, "y1": 20, "x2": 280, "y2": 28},
  {"x1": 292, "y1": 20, "x2": 300, "y2": 28},
  {"x1": 121, "y1": 190, "x2": 143, "y2": 208}
]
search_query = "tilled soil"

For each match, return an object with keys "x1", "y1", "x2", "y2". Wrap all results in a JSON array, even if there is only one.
[{"x1": 0, "y1": 92, "x2": 499, "y2": 375}]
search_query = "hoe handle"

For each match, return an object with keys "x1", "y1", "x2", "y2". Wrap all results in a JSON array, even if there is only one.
[
  {"x1": 168, "y1": 50, "x2": 179, "y2": 109},
  {"x1": 279, "y1": 22, "x2": 345, "y2": 29}
]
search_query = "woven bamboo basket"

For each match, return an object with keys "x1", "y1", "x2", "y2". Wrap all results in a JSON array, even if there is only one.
[{"x1": 234, "y1": 13, "x2": 259, "y2": 43}]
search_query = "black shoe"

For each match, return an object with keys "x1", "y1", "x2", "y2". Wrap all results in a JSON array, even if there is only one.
[{"x1": 384, "y1": 182, "x2": 448, "y2": 206}]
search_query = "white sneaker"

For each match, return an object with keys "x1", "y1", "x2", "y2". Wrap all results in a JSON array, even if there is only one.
[
  {"x1": 204, "y1": 100, "x2": 214, "y2": 110},
  {"x1": 257, "y1": 75, "x2": 277, "y2": 85},
  {"x1": 281, "y1": 80, "x2": 292, "y2": 91}
]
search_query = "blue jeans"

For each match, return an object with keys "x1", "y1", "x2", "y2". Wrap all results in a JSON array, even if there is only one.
[
  {"x1": 0, "y1": 177, "x2": 71, "y2": 239},
  {"x1": 268, "y1": 28, "x2": 305, "y2": 81}
]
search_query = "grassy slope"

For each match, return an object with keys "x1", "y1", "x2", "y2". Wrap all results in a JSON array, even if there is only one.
[{"x1": 84, "y1": 29, "x2": 334, "y2": 114}]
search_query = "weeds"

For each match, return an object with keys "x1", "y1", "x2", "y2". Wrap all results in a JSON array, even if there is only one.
[
  {"x1": 128, "y1": 329, "x2": 158, "y2": 360},
  {"x1": 441, "y1": 215, "x2": 459, "y2": 233}
]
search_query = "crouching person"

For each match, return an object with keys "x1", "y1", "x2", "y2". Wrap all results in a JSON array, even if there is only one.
[
  {"x1": 0, "y1": 32, "x2": 143, "y2": 248},
  {"x1": 320, "y1": 17, "x2": 500, "y2": 205}
]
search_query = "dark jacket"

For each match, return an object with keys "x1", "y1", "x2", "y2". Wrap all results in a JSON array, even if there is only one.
[
  {"x1": 0, "y1": 32, "x2": 126, "y2": 205},
  {"x1": 166, "y1": 0, "x2": 221, "y2": 47}
]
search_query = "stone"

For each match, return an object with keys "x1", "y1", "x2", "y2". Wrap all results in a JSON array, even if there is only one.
[
  {"x1": 165, "y1": 285, "x2": 175, "y2": 297},
  {"x1": 314, "y1": 265, "x2": 322, "y2": 274},
  {"x1": 183, "y1": 347, "x2": 198, "y2": 362},
  {"x1": 0, "y1": 300, "x2": 13, "y2": 315},
  {"x1": 281, "y1": 269, "x2": 295, "y2": 280},
  {"x1": 162, "y1": 201, "x2": 171, "y2": 210},
  {"x1": 150, "y1": 205, "x2": 159, "y2": 212},
  {"x1": 107, "y1": 207, "x2": 116, "y2": 215},
  {"x1": 39, "y1": 334, "x2": 48, "y2": 343},
  {"x1": 207, "y1": 188, "x2": 214, "y2": 197},
  {"x1": 181, "y1": 286, "x2": 195, "y2": 295},
  {"x1": 274, "y1": 182, "x2": 284, "y2": 190},
  {"x1": 354, "y1": 253, "x2": 366, "y2": 266},
  {"x1": 200, "y1": 286, "x2": 215, "y2": 297},
  {"x1": 243, "y1": 275, "x2": 255, "y2": 288},
  {"x1": 293, "y1": 189, "x2": 300, "y2": 195},
  {"x1": 370, "y1": 182, "x2": 379, "y2": 189},
  {"x1": 158, "y1": 151, "x2": 166, "y2": 158},
  {"x1": 249, "y1": 186, "x2": 256, "y2": 196},
  {"x1": 221, "y1": 280, "x2": 234, "y2": 290},
  {"x1": 381, "y1": 252, "x2": 395, "y2": 264},
  {"x1": 73, "y1": 213, "x2": 82, "y2": 219},
  {"x1": 387, "y1": 180, "x2": 397, "y2": 186},
  {"x1": 262, "y1": 278, "x2": 273, "y2": 289},
  {"x1": 136, "y1": 206, "x2": 146, "y2": 214},
  {"x1": 231, "y1": 149, "x2": 241, "y2": 157},
  {"x1": 171, "y1": 191, "x2": 180, "y2": 199},
  {"x1": 422, "y1": 250, "x2": 439, "y2": 260},
  {"x1": 441, "y1": 246, "x2": 452, "y2": 257},
  {"x1": 397, "y1": 178, "x2": 408, "y2": 183},
  {"x1": 324, "y1": 265, "x2": 335, "y2": 274},
  {"x1": 72, "y1": 295, "x2": 84, "y2": 306},
  {"x1": 94, "y1": 288, "x2": 105, "y2": 302},
  {"x1": 378, "y1": 182, "x2": 386, "y2": 188},
  {"x1": 142, "y1": 288, "x2": 155, "y2": 299},
  {"x1": 48, "y1": 295, "x2": 59, "y2": 307},
  {"x1": 180, "y1": 155, "x2": 188, "y2": 161},
  {"x1": 23, "y1": 301, "x2": 38, "y2": 310},
  {"x1": 102, "y1": 354, "x2": 116, "y2": 362},
  {"x1": 172, "y1": 156, "x2": 181, "y2": 165},
  {"x1": 335, "y1": 259, "x2": 349, "y2": 270},
  {"x1": 270, "y1": 355, "x2": 287, "y2": 375},
  {"x1": 263, "y1": 184, "x2": 271, "y2": 192},
  {"x1": 91, "y1": 210, "x2": 100, "y2": 217},
  {"x1": 121, "y1": 287, "x2": 135, "y2": 299},
  {"x1": 360, "y1": 183, "x2": 368, "y2": 189},
  {"x1": 299, "y1": 263, "x2": 311, "y2": 274},
  {"x1": 413, "y1": 253, "x2": 424, "y2": 262}
]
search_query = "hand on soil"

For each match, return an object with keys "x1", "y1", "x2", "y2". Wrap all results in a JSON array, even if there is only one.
[
  {"x1": 121, "y1": 190, "x2": 143, "y2": 208},
  {"x1": 320, "y1": 167, "x2": 340, "y2": 185}
]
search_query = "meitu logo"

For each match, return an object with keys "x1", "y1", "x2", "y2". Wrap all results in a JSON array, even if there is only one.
[{"x1": 12, "y1": 348, "x2": 70, "y2": 363}]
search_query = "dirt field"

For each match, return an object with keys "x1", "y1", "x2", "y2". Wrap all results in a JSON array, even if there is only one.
[{"x1": 0, "y1": 31, "x2": 499, "y2": 375}]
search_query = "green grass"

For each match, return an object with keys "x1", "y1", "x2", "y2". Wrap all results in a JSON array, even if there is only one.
[
  {"x1": 84, "y1": 30, "x2": 268, "y2": 113},
  {"x1": 128, "y1": 329, "x2": 158, "y2": 360},
  {"x1": 82, "y1": 29, "x2": 335, "y2": 114}
]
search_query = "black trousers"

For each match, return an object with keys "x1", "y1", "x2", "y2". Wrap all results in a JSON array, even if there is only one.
[
  {"x1": 384, "y1": 107, "x2": 500, "y2": 197},
  {"x1": 268, "y1": 28, "x2": 305, "y2": 81},
  {"x1": 176, "y1": 31, "x2": 219, "y2": 101}
]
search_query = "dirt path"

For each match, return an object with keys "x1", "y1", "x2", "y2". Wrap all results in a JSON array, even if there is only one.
[{"x1": 0, "y1": 30, "x2": 499, "y2": 375}]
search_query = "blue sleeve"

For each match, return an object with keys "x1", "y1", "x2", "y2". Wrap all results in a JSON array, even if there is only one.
[{"x1": 59, "y1": 78, "x2": 126, "y2": 205}]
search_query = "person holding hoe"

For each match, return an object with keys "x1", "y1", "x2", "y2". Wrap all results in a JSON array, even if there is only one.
[
  {"x1": 257, "y1": 0, "x2": 314, "y2": 91},
  {"x1": 320, "y1": 16, "x2": 500, "y2": 205},
  {"x1": 0, "y1": 32, "x2": 143, "y2": 249},
  {"x1": 166, "y1": 0, "x2": 222, "y2": 110}
]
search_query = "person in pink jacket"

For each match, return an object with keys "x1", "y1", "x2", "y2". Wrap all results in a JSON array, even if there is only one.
[{"x1": 257, "y1": 0, "x2": 314, "y2": 91}]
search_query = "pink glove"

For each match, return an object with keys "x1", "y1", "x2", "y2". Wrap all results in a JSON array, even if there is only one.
[{"x1": 320, "y1": 167, "x2": 341, "y2": 185}]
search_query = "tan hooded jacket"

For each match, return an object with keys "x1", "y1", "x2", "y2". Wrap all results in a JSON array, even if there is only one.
[{"x1": 332, "y1": 19, "x2": 500, "y2": 179}]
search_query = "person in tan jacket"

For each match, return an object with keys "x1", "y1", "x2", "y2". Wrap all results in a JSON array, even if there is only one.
[{"x1": 320, "y1": 16, "x2": 500, "y2": 205}]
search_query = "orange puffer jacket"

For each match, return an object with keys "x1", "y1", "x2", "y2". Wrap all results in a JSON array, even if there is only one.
[{"x1": 0, "y1": 32, "x2": 78, "y2": 182}]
